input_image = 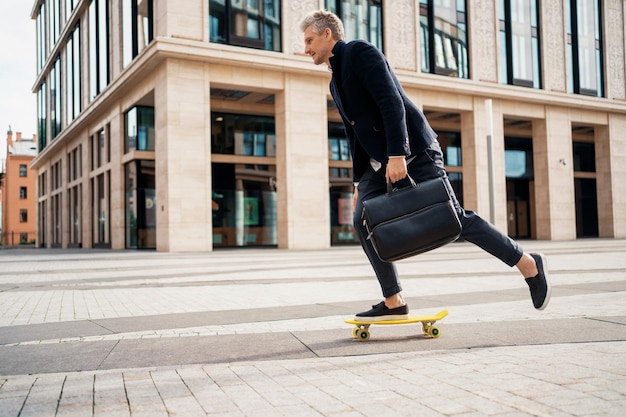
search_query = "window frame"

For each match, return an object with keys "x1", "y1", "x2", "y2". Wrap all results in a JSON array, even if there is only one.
[
  {"x1": 209, "y1": 0, "x2": 282, "y2": 52},
  {"x1": 566, "y1": 0, "x2": 604, "y2": 97},
  {"x1": 325, "y1": 0, "x2": 383, "y2": 51},
  {"x1": 122, "y1": 0, "x2": 154, "y2": 67},
  {"x1": 499, "y1": 0, "x2": 542, "y2": 88},
  {"x1": 89, "y1": 0, "x2": 110, "y2": 100},
  {"x1": 420, "y1": 0, "x2": 470, "y2": 78}
]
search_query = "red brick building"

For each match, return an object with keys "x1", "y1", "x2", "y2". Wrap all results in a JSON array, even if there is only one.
[{"x1": 1, "y1": 130, "x2": 37, "y2": 246}]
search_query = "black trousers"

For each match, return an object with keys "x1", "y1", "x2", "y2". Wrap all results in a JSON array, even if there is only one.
[{"x1": 353, "y1": 140, "x2": 524, "y2": 298}]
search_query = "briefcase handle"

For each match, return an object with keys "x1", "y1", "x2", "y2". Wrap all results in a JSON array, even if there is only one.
[{"x1": 387, "y1": 175, "x2": 417, "y2": 194}]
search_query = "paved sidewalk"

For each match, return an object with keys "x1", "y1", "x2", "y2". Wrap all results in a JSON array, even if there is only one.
[{"x1": 0, "y1": 239, "x2": 625, "y2": 416}]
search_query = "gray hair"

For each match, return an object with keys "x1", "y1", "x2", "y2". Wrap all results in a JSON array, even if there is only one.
[{"x1": 299, "y1": 10, "x2": 345, "y2": 41}]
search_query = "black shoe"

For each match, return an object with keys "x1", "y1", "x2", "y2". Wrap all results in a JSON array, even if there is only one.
[
  {"x1": 354, "y1": 301, "x2": 409, "y2": 322},
  {"x1": 526, "y1": 253, "x2": 551, "y2": 310}
]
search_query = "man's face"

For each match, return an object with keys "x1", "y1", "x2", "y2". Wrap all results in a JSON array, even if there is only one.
[{"x1": 303, "y1": 26, "x2": 334, "y2": 66}]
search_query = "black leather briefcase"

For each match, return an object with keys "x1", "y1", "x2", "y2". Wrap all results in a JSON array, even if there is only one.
[{"x1": 361, "y1": 176, "x2": 462, "y2": 262}]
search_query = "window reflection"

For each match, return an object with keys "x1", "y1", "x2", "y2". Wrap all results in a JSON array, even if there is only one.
[
  {"x1": 125, "y1": 160, "x2": 156, "y2": 248},
  {"x1": 499, "y1": 0, "x2": 541, "y2": 88},
  {"x1": 209, "y1": 0, "x2": 282, "y2": 52},
  {"x1": 66, "y1": 24, "x2": 81, "y2": 125},
  {"x1": 50, "y1": 57, "x2": 62, "y2": 139},
  {"x1": 125, "y1": 106, "x2": 155, "y2": 152},
  {"x1": 566, "y1": 0, "x2": 603, "y2": 97},
  {"x1": 420, "y1": 0, "x2": 469, "y2": 78},
  {"x1": 122, "y1": 0, "x2": 154, "y2": 67},
  {"x1": 325, "y1": 0, "x2": 383, "y2": 50},
  {"x1": 89, "y1": 0, "x2": 110, "y2": 100},
  {"x1": 211, "y1": 113, "x2": 277, "y2": 247},
  {"x1": 212, "y1": 113, "x2": 276, "y2": 156}
]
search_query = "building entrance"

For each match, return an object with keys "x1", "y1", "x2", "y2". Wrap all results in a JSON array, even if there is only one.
[
  {"x1": 505, "y1": 137, "x2": 534, "y2": 239},
  {"x1": 573, "y1": 139, "x2": 599, "y2": 237}
]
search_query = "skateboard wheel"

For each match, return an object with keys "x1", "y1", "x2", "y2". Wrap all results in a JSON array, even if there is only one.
[
  {"x1": 353, "y1": 327, "x2": 361, "y2": 338},
  {"x1": 428, "y1": 326, "x2": 441, "y2": 338},
  {"x1": 421, "y1": 324, "x2": 429, "y2": 335},
  {"x1": 358, "y1": 329, "x2": 370, "y2": 341}
]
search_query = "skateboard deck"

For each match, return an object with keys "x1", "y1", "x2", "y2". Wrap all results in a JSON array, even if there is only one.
[{"x1": 345, "y1": 309, "x2": 448, "y2": 341}]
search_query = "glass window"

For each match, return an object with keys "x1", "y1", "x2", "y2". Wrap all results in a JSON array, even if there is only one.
[
  {"x1": 89, "y1": 0, "x2": 110, "y2": 100},
  {"x1": 19, "y1": 187, "x2": 27, "y2": 199},
  {"x1": 210, "y1": 112, "x2": 277, "y2": 248},
  {"x1": 49, "y1": 0, "x2": 60, "y2": 47},
  {"x1": 437, "y1": 131, "x2": 462, "y2": 167},
  {"x1": 420, "y1": 0, "x2": 469, "y2": 78},
  {"x1": 327, "y1": 121, "x2": 357, "y2": 244},
  {"x1": 20, "y1": 164, "x2": 28, "y2": 177},
  {"x1": 211, "y1": 113, "x2": 276, "y2": 156},
  {"x1": 505, "y1": 137, "x2": 534, "y2": 178},
  {"x1": 325, "y1": 0, "x2": 383, "y2": 50},
  {"x1": 328, "y1": 122, "x2": 351, "y2": 180},
  {"x1": 566, "y1": 0, "x2": 603, "y2": 97},
  {"x1": 125, "y1": 106, "x2": 155, "y2": 152},
  {"x1": 38, "y1": 82, "x2": 47, "y2": 151},
  {"x1": 37, "y1": 2, "x2": 47, "y2": 73},
  {"x1": 125, "y1": 160, "x2": 156, "y2": 249},
  {"x1": 20, "y1": 210, "x2": 28, "y2": 223},
  {"x1": 209, "y1": 0, "x2": 282, "y2": 52},
  {"x1": 211, "y1": 163, "x2": 278, "y2": 247},
  {"x1": 66, "y1": 24, "x2": 81, "y2": 125},
  {"x1": 50, "y1": 57, "x2": 62, "y2": 139},
  {"x1": 68, "y1": 145, "x2": 82, "y2": 182},
  {"x1": 499, "y1": 0, "x2": 541, "y2": 88},
  {"x1": 122, "y1": 0, "x2": 154, "y2": 67},
  {"x1": 573, "y1": 141, "x2": 595, "y2": 172},
  {"x1": 91, "y1": 128, "x2": 110, "y2": 169},
  {"x1": 68, "y1": 183, "x2": 82, "y2": 247},
  {"x1": 66, "y1": 0, "x2": 77, "y2": 20}
]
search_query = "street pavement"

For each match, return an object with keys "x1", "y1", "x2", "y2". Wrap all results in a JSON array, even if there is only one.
[{"x1": 0, "y1": 239, "x2": 625, "y2": 416}]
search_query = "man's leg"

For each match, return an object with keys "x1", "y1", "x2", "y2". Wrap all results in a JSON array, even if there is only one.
[
  {"x1": 414, "y1": 140, "x2": 550, "y2": 310},
  {"x1": 352, "y1": 168, "x2": 408, "y2": 320}
]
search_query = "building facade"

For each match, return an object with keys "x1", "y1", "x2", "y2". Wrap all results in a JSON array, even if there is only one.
[
  {"x1": 1, "y1": 131, "x2": 38, "y2": 246},
  {"x1": 30, "y1": 0, "x2": 626, "y2": 251}
]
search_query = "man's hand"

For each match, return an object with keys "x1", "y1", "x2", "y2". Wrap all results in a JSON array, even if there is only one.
[
  {"x1": 352, "y1": 186, "x2": 359, "y2": 211},
  {"x1": 386, "y1": 156, "x2": 408, "y2": 183}
]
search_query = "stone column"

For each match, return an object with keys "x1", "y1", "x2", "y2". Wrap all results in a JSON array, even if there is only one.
[
  {"x1": 461, "y1": 98, "x2": 508, "y2": 230},
  {"x1": 275, "y1": 73, "x2": 330, "y2": 249},
  {"x1": 603, "y1": 0, "x2": 626, "y2": 100},
  {"x1": 596, "y1": 114, "x2": 626, "y2": 238},
  {"x1": 533, "y1": 108, "x2": 576, "y2": 240},
  {"x1": 108, "y1": 114, "x2": 125, "y2": 249},
  {"x1": 154, "y1": 59, "x2": 213, "y2": 251}
]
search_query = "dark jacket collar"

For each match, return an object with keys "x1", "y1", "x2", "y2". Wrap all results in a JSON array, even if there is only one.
[{"x1": 329, "y1": 41, "x2": 346, "y2": 70}]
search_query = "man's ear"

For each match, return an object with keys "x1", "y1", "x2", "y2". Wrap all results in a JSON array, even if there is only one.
[{"x1": 325, "y1": 27, "x2": 332, "y2": 40}]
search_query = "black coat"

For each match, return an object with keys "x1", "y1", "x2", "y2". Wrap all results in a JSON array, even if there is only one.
[{"x1": 328, "y1": 40, "x2": 437, "y2": 181}]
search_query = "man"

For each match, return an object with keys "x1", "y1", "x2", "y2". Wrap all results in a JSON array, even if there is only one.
[{"x1": 300, "y1": 10, "x2": 550, "y2": 321}]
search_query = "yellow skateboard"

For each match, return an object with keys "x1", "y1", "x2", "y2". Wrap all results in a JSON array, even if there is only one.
[{"x1": 345, "y1": 309, "x2": 448, "y2": 341}]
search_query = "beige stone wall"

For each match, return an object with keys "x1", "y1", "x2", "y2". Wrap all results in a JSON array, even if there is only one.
[
  {"x1": 541, "y1": 0, "x2": 567, "y2": 93},
  {"x1": 276, "y1": 74, "x2": 330, "y2": 249},
  {"x1": 155, "y1": 59, "x2": 213, "y2": 252},
  {"x1": 599, "y1": 114, "x2": 626, "y2": 238},
  {"x1": 604, "y1": 0, "x2": 626, "y2": 100},
  {"x1": 469, "y1": 0, "x2": 498, "y2": 83},
  {"x1": 384, "y1": 0, "x2": 418, "y2": 72}
]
